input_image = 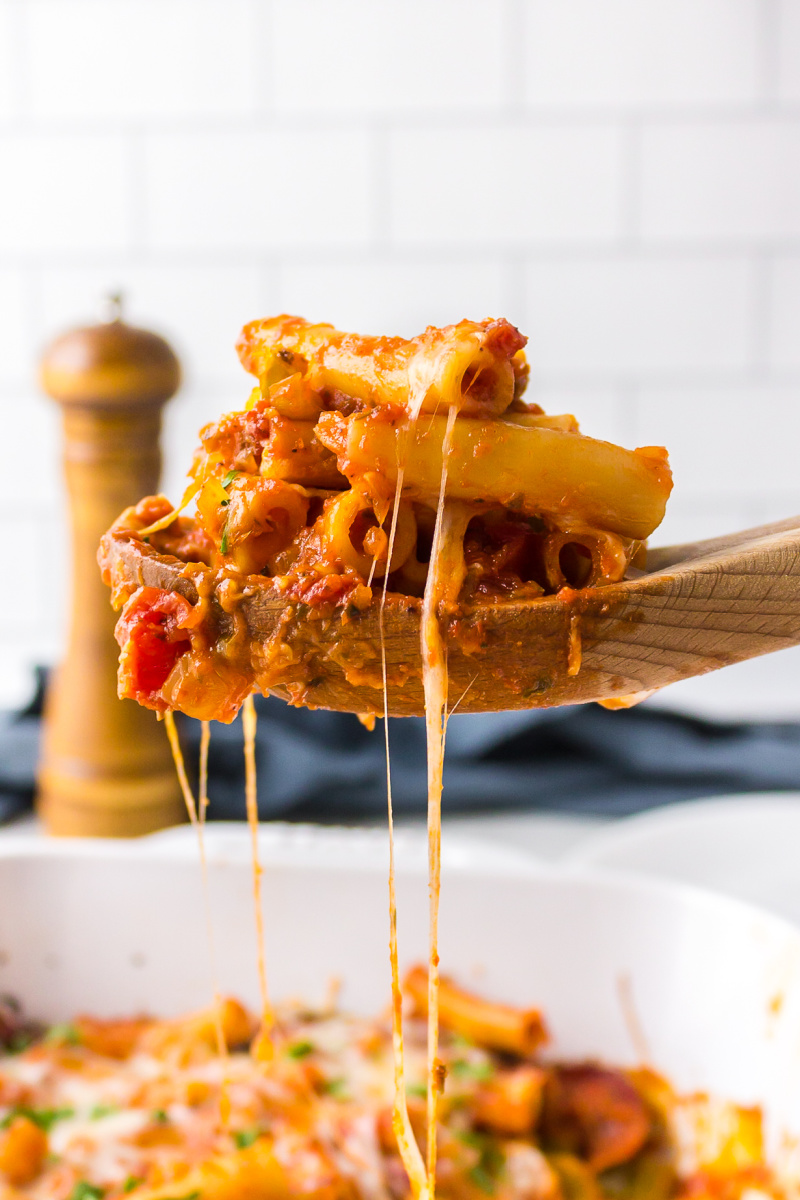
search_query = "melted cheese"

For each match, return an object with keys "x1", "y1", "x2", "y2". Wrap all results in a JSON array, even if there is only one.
[
  {"x1": 377, "y1": 456, "x2": 429, "y2": 1200},
  {"x1": 419, "y1": 405, "x2": 458, "y2": 1187},
  {"x1": 376, "y1": 395, "x2": 460, "y2": 1199},
  {"x1": 242, "y1": 695, "x2": 273, "y2": 1041},
  {"x1": 164, "y1": 714, "x2": 230, "y2": 1114}
]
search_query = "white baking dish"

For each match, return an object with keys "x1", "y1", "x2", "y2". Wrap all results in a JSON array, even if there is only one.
[{"x1": 0, "y1": 823, "x2": 798, "y2": 1158}]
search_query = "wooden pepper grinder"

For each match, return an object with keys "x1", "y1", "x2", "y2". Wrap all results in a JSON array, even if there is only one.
[{"x1": 36, "y1": 295, "x2": 186, "y2": 836}]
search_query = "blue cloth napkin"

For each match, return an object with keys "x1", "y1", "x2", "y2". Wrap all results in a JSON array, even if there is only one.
[{"x1": 5, "y1": 670, "x2": 798, "y2": 823}]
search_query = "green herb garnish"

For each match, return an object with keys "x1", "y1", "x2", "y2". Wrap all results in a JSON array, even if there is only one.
[
  {"x1": 90, "y1": 1104, "x2": 118, "y2": 1120},
  {"x1": 1, "y1": 1106, "x2": 74, "y2": 1131},
  {"x1": 451, "y1": 1058, "x2": 494, "y2": 1083},
  {"x1": 122, "y1": 1178, "x2": 143, "y2": 1194},
  {"x1": 460, "y1": 1131, "x2": 504, "y2": 1193},
  {"x1": 152, "y1": 1108, "x2": 169, "y2": 1124},
  {"x1": 234, "y1": 1127, "x2": 261, "y2": 1149},
  {"x1": 45, "y1": 1022, "x2": 80, "y2": 1046},
  {"x1": 321, "y1": 1077, "x2": 349, "y2": 1099},
  {"x1": 221, "y1": 470, "x2": 237, "y2": 490},
  {"x1": 522, "y1": 677, "x2": 551, "y2": 699},
  {"x1": 69, "y1": 1183, "x2": 104, "y2": 1200},
  {"x1": 457, "y1": 1130, "x2": 485, "y2": 1150},
  {"x1": 468, "y1": 1166, "x2": 496, "y2": 1194},
  {"x1": 220, "y1": 523, "x2": 229, "y2": 555},
  {"x1": 5, "y1": 1031, "x2": 34, "y2": 1054},
  {"x1": 407, "y1": 1083, "x2": 427, "y2": 1099},
  {"x1": 286, "y1": 1040, "x2": 315, "y2": 1059}
]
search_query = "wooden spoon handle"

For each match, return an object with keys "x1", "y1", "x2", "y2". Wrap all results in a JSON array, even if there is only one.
[
  {"x1": 582, "y1": 519, "x2": 800, "y2": 703},
  {"x1": 646, "y1": 514, "x2": 800, "y2": 571}
]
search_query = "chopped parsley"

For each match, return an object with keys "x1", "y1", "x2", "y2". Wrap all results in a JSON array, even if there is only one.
[
  {"x1": 451, "y1": 1058, "x2": 494, "y2": 1083},
  {"x1": 5, "y1": 1031, "x2": 34, "y2": 1054},
  {"x1": 220, "y1": 522, "x2": 229, "y2": 555},
  {"x1": 459, "y1": 1130, "x2": 504, "y2": 1194},
  {"x1": 45, "y1": 1022, "x2": 80, "y2": 1046},
  {"x1": 522, "y1": 677, "x2": 551, "y2": 699},
  {"x1": 407, "y1": 1082, "x2": 427, "y2": 1099},
  {"x1": 233, "y1": 1127, "x2": 261, "y2": 1149},
  {"x1": 221, "y1": 470, "x2": 237, "y2": 490},
  {"x1": 457, "y1": 1130, "x2": 485, "y2": 1151},
  {"x1": 122, "y1": 1179, "x2": 143, "y2": 1194},
  {"x1": 286, "y1": 1040, "x2": 315, "y2": 1059},
  {"x1": 1, "y1": 1105, "x2": 74, "y2": 1131},
  {"x1": 69, "y1": 1183, "x2": 104, "y2": 1200},
  {"x1": 151, "y1": 1108, "x2": 170, "y2": 1124},
  {"x1": 90, "y1": 1104, "x2": 118, "y2": 1120},
  {"x1": 468, "y1": 1166, "x2": 496, "y2": 1194},
  {"x1": 321, "y1": 1077, "x2": 349, "y2": 1099}
]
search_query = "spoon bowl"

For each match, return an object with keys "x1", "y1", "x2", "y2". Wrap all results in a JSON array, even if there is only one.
[{"x1": 101, "y1": 517, "x2": 800, "y2": 717}]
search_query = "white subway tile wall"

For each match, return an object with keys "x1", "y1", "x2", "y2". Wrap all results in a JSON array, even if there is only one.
[
  {"x1": 1, "y1": 0, "x2": 799, "y2": 718},
  {"x1": 388, "y1": 125, "x2": 625, "y2": 245},
  {"x1": 272, "y1": 0, "x2": 509, "y2": 115},
  {"x1": 523, "y1": 0, "x2": 762, "y2": 108},
  {"x1": 27, "y1": 0, "x2": 259, "y2": 120},
  {"x1": 641, "y1": 120, "x2": 800, "y2": 241}
]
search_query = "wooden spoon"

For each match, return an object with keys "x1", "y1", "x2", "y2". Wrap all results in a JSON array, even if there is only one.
[{"x1": 102, "y1": 516, "x2": 800, "y2": 717}]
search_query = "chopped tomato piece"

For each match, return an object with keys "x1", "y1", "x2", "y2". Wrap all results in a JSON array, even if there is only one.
[
  {"x1": 75, "y1": 1015, "x2": 152, "y2": 1059},
  {"x1": 115, "y1": 587, "x2": 195, "y2": 710},
  {"x1": 287, "y1": 572, "x2": 357, "y2": 607},
  {"x1": 542, "y1": 1065, "x2": 651, "y2": 1172},
  {"x1": 0, "y1": 1117, "x2": 47, "y2": 1185}
]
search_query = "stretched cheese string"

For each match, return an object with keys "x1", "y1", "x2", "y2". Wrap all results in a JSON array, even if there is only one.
[
  {"x1": 242, "y1": 695, "x2": 273, "y2": 1042},
  {"x1": 137, "y1": 478, "x2": 201, "y2": 537},
  {"x1": 378, "y1": 391, "x2": 459, "y2": 1198},
  {"x1": 164, "y1": 712, "x2": 197, "y2": 824},
  {"x1": 199, "y1": 720, "x2": 210, "y2": 822},
  {"x1": 420, "y1": 404, "x2": 458, "y2": 1185},
  {"x1": 378, "y1": 459, "x2": 429, "y2": 1200},
  {"x1": 163, "y1": 713, "x2": 230, "y2": 1119}
]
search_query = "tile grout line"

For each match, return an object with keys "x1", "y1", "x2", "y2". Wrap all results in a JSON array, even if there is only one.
[
  {"x1": 252, "y1": 0, "x2": 274, "y2": 117},
  {"x1": 126, "y1": 129, "x2": 148, "y2": 259},
  {"x1": 758, "y1": 0, "x2": 782, "y2": 110},
  {"x1": 5, "y1": 0, "x2": 29, "y2": 119},
  {"x1": 503, "y1": 0, "x2": 526, "y2": 112},
  {"x1": 6, "y1": 107, "x2": 800, "y2": 139},
  {"x1": 619, "y1": 118, "x2": 641, "y2": 246},
  {"x1": 370, "y1": 119, "x2": 392, "y2": 251},
  {"x1": 749, "y1": 250, "x2": 774, "y2": 376}
]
